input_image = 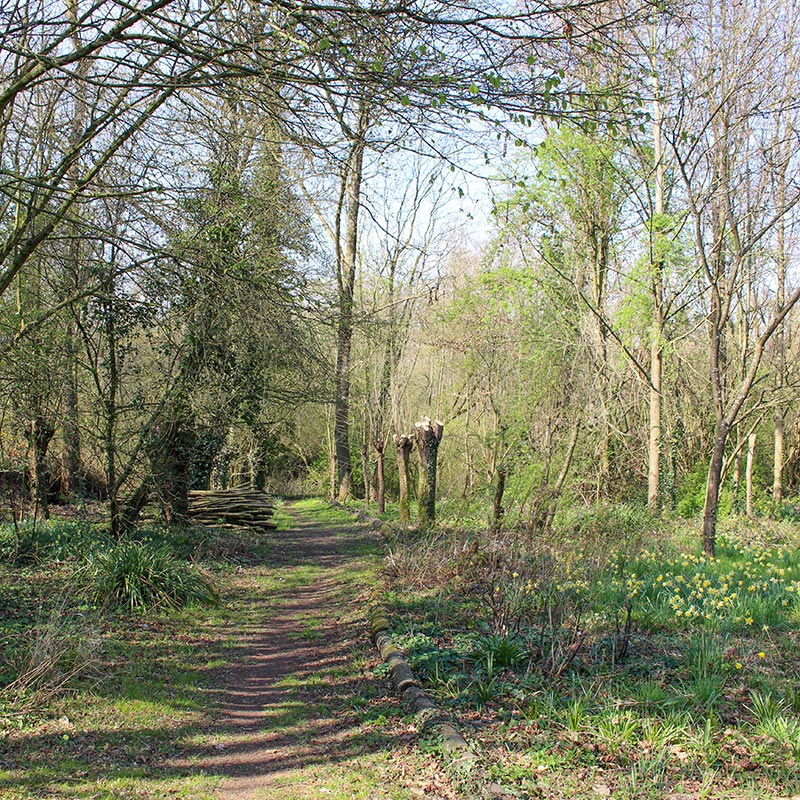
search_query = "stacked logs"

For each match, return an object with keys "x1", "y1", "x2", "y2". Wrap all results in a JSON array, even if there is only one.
[{"x1": 187, "y1": 487, "x2": 276, "y2": 531}]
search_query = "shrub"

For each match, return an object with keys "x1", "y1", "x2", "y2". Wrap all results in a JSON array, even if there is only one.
[
  {"x1": 553, "y1": 502, "x2": 656, "y2": 549},
  {"x1": 86, "y1": 540, "x2": 219, "y2": 612}
]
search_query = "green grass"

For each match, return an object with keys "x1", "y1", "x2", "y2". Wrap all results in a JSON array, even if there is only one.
[
  {"x1": 289, "y1": 496, "x2": 362, "y2": 523},
  {"x1": 85, "y1": 540, "x2": 219, "y2": 612}
]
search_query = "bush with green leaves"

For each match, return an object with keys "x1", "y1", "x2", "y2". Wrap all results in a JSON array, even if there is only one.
[
  {"x1": 553, "y1": 502, "x2": 656, "y2": 547},
  {"x1": 85, "y1": 540, "x2": 219, "y2": 612}
]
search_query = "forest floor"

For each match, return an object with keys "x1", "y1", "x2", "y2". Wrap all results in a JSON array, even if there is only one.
[
  {"x1": 0, "y1": 501, "x2": 455, "y2": 800},
  {"x1": 5, "y1": 499, "x2": 800, "y2": 800}
]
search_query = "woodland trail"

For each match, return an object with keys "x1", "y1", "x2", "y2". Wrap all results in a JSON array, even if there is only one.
[{"x1": 177, "y1": 506, "x2": 455, "y2": 800}]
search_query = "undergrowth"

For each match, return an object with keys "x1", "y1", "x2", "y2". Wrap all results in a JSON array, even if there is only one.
[
  {"x1": 382, "y1": 508, "x2": 800, "y2": 799},
  {"x1": 85, "y1": 540, "x2": 219, "y2": 612},
  {"x1": 0, "y1": 517, "x2": 227, "y2": 718}
]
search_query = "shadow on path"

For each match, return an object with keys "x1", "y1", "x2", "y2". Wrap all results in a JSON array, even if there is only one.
[{"x1": 175, "y1": 510, "x2": 398, "y2": 799}]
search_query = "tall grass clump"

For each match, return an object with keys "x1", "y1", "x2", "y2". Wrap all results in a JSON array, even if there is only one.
[{"x1": 86, "y1": 540, "x2": 219, "y2": 612}]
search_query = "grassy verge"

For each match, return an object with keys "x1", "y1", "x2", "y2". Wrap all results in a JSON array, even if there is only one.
[
  {"x1": 0, "y1": 517, "x2": 255, "y2": 799},
  {"x1": 379, "y1": 511, "x2": 800, "y2": 799}
]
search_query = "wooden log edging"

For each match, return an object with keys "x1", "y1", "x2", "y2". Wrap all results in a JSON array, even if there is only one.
[{"x1": 369, "y1": 607, "x2": 474, "y2": 765}]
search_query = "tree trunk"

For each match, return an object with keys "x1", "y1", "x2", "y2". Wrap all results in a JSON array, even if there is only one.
[
  {"x1": 393, "y1": 434, "x2": 413, "y2": 525},
  {"x1": 731, "y1": 426, "x2": 742, "y2": 515},
  {"x1": 542, "y1": 420, "x2": 581, "y2": 534},
  {"x1": 491, "y1": 465, "x2": 506, "y2": 531},
  {"x1": 326, "y1": 409, "x2": 336, "y2": 502},
  {"x1": 60, "y1": 4, "x2": 88, "y2": 500},
  {"x1": 648, "y1": 21, "x2": 665, "y2": 511},
  {"x1": 648, "y1": 340, "x2": 662, "y2": 510},
  {"x1": 774, "y1": 409, "x2": 784, "y2": 505},
  {"x1": 147, "y1": 402, "x2": 196, "y2": 526},
  {"x1": 360, "y1": 443, "x2": 369, "y2": 505},
  {"x1": 774, "y1": 131, "x2": 787, "y2": 506},
  {"x1": 60, "y1": 330, "x2": 82, "y2": 498},
  {"x1": 334, "y1": 317, "x2": 354, "y2": 501},
  {"x1": 25, "y1": 415, "x2": 55, "y2": 520},
  {"x1": 334, "y1": 124, "x2": 367, "y2": 503},
  {"x1": 120, "y1": 480, "x2": 151, "y2": 536},
  {"x1": 746, "y1": 431, "x2": 756, "y2": 520},
  {"x1": 702, "y1": 420, "x2": 729, "y2": 557},
  {"x1": 414, "y1": 417, "x2": 444, "y2": 530},
  {"x1": 374, "y1": 439, "x2": 386, "y2": 515},
  {"x1": 104, "y1": 281, "x2": 120, "y2": 538}
]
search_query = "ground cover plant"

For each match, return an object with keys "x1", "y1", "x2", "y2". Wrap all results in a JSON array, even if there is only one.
[{"x1": 380, "y1": 508, "x2": 800, "y2": 799}]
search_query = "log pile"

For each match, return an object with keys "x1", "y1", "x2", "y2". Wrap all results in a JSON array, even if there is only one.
[{"x1": 187, "y1": 487, "x2": 276, "y2": 531}]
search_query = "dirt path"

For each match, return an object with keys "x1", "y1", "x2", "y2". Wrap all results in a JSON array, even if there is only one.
[{"x1": 179, "y1": 507, "x2": 454, "y2": 800}]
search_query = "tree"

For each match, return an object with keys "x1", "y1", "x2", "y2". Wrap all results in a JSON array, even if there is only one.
[
  {"x1": 415, "y1": 416, "x2": 444, "y2": 529},
  {"x1": 663, "y1": 0, "x2": 800, "y2": 554},
  {"x1": 393, "y1": 434, "x2": 414, "y2": 525},
  {"x1": 0, "y1": 0, "x2": 226, "y2": 298},
  {"x1": 492, "y1": 125, "x2": 630, "y2": 500}
]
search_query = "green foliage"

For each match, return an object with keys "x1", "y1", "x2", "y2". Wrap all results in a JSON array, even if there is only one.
[
  {"x1": 676, "y1": 461, "x2": 734, "y2": 519},
  {"x1": 384, "y1": 515, "x2": 800, "y2": 774},
  {"x1": 302, "y1": 452, "x2": 334, "y2": 497},
  {"x1": 1, "y1": 594, "x2": 100, "y2": 711},
  {"x1": 553, "y1": 502, "x2": 656, "y2": 546},
  {"x1": 471, "y1": 633, "x2": 528, "y2": 670},
  {"x1": 748, "y1": 690, "x2": 784, "y2": 726},
  {"x1": 85, "y1": 540, "x2": 219, "y2": 612},
  {"x1": 774, "y1": 499, "x2": 800, "y2": 522},
  {"x1": 0, "y1": 519, "x2": 109, "y2": 564}
]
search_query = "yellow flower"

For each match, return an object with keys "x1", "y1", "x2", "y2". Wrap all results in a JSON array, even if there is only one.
[
  {"x1": 758, "y1": 651, "x2": 766, "y2": 659},
  {"x1": 735, "y1": 662, "x2": 743, "y2": 670}
]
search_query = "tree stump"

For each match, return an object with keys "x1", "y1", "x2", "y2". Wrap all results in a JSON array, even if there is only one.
[
  {"x1": 414, "y1": 417, "x2": 444, "y2": 530},
  {"x1": 393, "y1": 434, "x2": 413, "y2": 525}
]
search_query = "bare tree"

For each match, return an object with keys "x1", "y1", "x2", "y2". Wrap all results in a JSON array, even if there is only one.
[{"x1": 664, "y1": 0, "x2": 800, "y2": 554}]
